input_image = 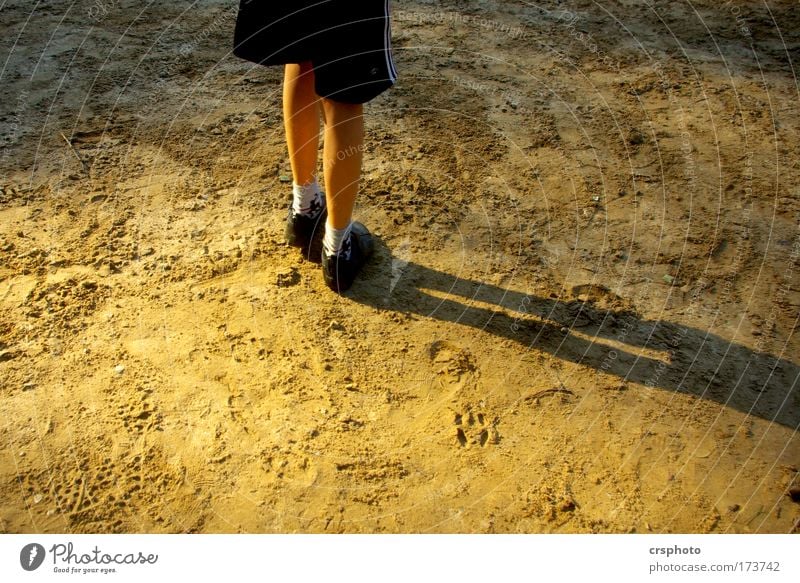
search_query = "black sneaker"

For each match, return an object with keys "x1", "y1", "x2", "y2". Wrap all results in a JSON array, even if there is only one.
[
  {"x1": 284, "y1": 197, "x2": 326, "y2": 251},
  {"x1": 322, "y1": 222, "x2": 374, "y2": 293}
]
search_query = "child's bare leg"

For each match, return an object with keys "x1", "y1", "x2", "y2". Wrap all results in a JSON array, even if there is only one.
[
  {"x1": 321, "y1": 98, "x2": 364, "y2": 231},
  {"x1": 283, "y1": 62, "x2": 319, "y2": 185},
  {"x1": 319, "y1": 98, "x2": 371, "y2": 291}
]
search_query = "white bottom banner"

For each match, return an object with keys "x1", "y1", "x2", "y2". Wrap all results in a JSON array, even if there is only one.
[{"x1": 1, "y1": 534, "x2": 796, "y2": 582}]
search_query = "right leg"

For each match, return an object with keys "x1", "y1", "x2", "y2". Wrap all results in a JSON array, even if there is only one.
[
  {"x1": 319, "y1": 97, "x2": 373, "y2": 293},
  {"x1": 321, "y1": 98, "x2": 364, "y2": 231}
]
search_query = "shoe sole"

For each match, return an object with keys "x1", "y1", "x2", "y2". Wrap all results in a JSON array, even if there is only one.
[
  {"x1": 322, "y1": 221, "x2": 373, "y2": 293},
  {"x1": 285, "y1": 207, "x2": 327, "y2": 263}
]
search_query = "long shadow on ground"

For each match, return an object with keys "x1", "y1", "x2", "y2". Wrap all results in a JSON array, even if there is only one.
[{"x1": 349, "y1": 241, "x2": 799, "y2": 430}]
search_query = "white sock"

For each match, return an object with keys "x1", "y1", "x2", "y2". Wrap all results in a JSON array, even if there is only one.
[
  {"x1": 323, "y1": 220, "x2": 352, "y2": 257},
  {"x1": 292, "y1": 179, "x2": 324, "y2": 216}
]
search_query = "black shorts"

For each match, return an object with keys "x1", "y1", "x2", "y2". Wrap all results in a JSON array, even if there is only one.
[{"x1": 233, "y1": 1, "x2": 397, "y2": 104}]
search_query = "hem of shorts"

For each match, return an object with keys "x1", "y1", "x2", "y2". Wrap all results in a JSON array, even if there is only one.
[{"x1": 233, "y1": 48, "x2": 316, "y2": 67}]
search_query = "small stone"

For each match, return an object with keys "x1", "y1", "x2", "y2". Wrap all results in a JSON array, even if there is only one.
[
  {"x1": 662, "y1": 274, "x2": 675, "y2": 285},
  {"x1": 628, "y1": 130, "x2": 645, "y2": 145},
  {"x1": 33, "y1": 494, "x2": 43, "y2": 504},
  {"x1": 558, "y1": 496, "x2": 576, "y2": 512},
  {"x1": 114, "y1": 364, "x2": 125, "y2": 375},
  {"x1": 279, "y1": 174, "x2": 292, "y2": 183},
  {"x1": 275, "y1": 267, "x2": 300, "y2": 287}
]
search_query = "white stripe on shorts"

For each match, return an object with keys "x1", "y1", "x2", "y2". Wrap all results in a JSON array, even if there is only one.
[{"x1": 384, "y1": 0, "x2": 398, "y2": 81}]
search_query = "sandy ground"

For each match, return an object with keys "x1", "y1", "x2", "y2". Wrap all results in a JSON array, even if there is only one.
[{"x1": 0, "y1": 0, "x2": 798, "y2": 533}]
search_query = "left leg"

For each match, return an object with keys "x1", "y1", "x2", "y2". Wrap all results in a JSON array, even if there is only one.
[
  {"x1": 282, "y1": 62, "x2": 326, "y2": 249},
  {"x1": 283, "y1": 62, "x2": 320, "y2": 186}
]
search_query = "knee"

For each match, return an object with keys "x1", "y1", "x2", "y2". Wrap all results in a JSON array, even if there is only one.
[
  {"x1": 321, "y1": 98, "x2": 363, "y2": 125},
  {"x1": 284, "y1": 61, "x2": 315, "y2": 89}
]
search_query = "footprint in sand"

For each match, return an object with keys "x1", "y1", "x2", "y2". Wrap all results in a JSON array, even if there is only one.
[
  {"x1": 428, "y1": 340, "x2": 477, "y2": 388},
  {"x1": 453, "y1": 408, "x2": 499, "y2": 448}
]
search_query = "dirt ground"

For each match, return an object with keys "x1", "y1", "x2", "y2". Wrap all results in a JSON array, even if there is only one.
[{"x1": 1, "y1": 0, "x2": 798, "y2": 533}]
